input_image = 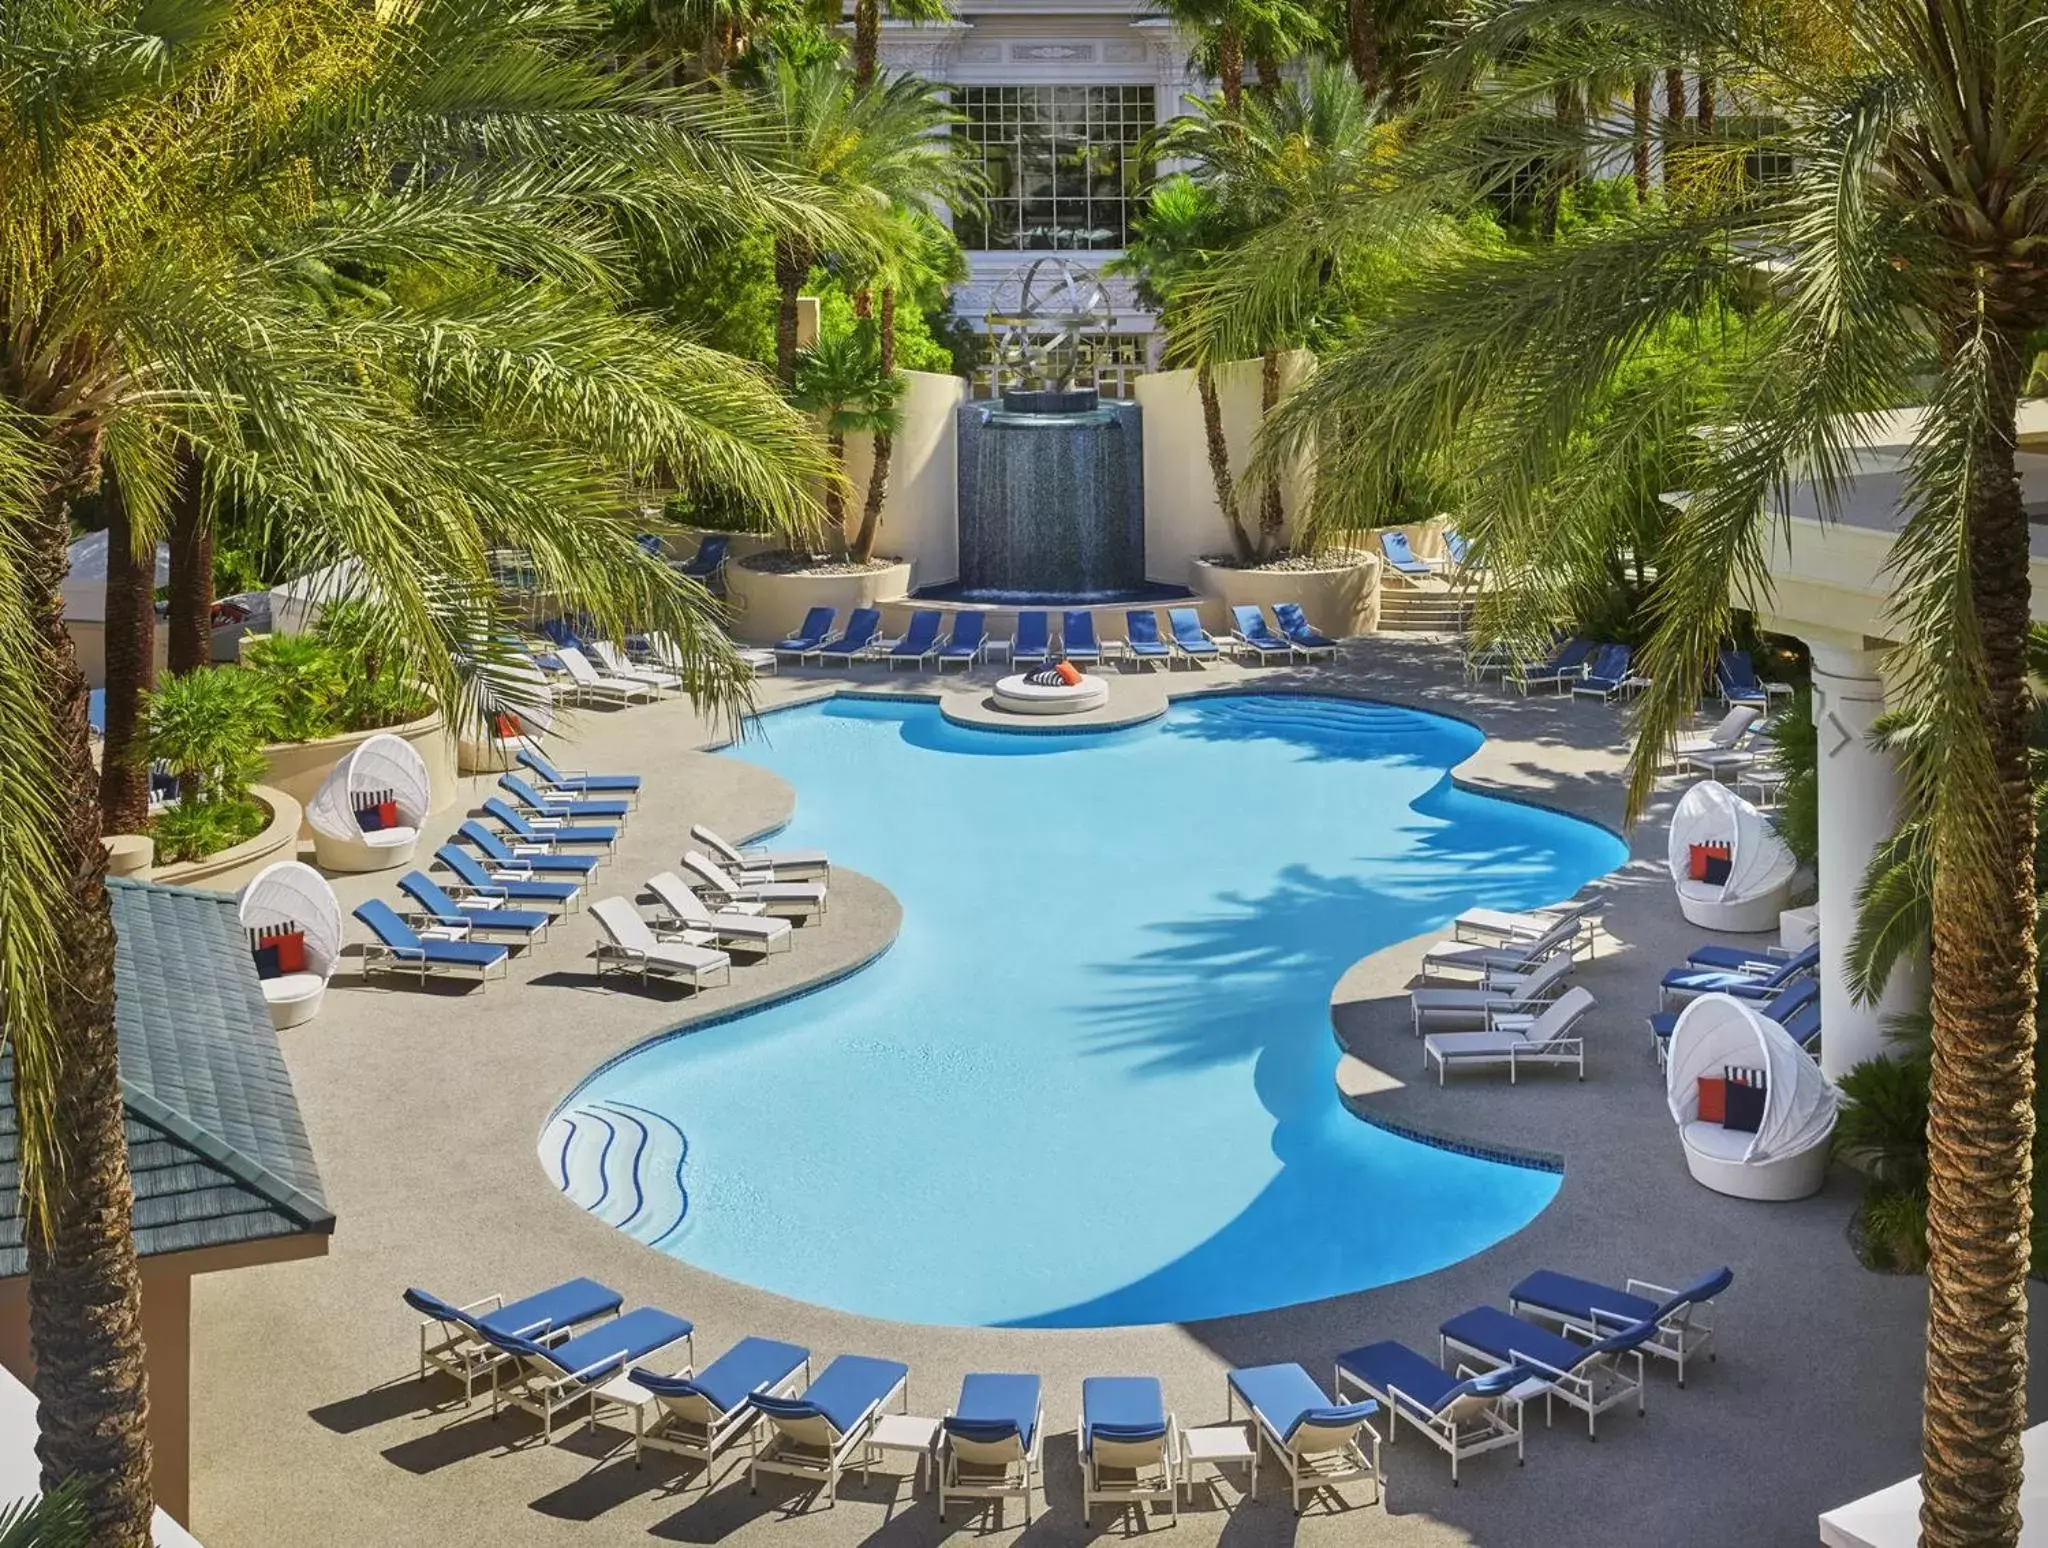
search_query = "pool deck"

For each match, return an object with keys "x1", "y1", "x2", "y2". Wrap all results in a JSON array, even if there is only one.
[{"x1": 188, "y1": 637, "x2": 2044, "y2": 1548}]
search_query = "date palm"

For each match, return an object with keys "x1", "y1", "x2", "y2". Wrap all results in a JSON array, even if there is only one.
[
  {"x1": 1201, "y1": 0, "x2": 2048, "y2": 1536},
  {"x1": 848, "y1": 0, "x2": 953, "y2": 86},
  {"x1": 1, "y1": 2, "x2": 838, "y2": 1540},
  {"x1": 738, "y1": 58, "x2": 978, "y2": 386}
]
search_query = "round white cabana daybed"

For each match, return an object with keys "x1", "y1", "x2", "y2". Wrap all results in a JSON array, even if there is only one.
[
  {"x1": 1666, "y1": 994, "x2": 1838, "y2": 1201},
  {"x1": 237, "y1": 861, "x2": 342, "y2": 1028},
  {"x1": 458, "y1": 667, "x2": 556, "y2": 774},
  {"x1": 1666, "y1": 778, "x2": 1796, "y2": 932},
  {"x1": 306, "y1": 732, "x2": 429, "y2": 872}
]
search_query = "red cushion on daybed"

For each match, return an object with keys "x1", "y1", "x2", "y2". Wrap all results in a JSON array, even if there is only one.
[
  {"x1": 272, "y1": 930, "x2": 307, "y2": 974},
  {"x1": 1696, "y1": 1076, "x2": 1727, "y2": 1124}
]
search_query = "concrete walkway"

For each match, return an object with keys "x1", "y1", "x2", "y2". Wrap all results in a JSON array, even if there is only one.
[{"x1": 187, "y1": 638, "x2": 2040, "y2": 1548}]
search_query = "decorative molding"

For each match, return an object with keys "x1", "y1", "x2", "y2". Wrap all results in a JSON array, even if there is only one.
[
  {"x1": 1010, "y1": 41, "x2": 1094, "y2": 60},
  {"x1": 1102, "y1": 40, "x2": 1146, "y2": 62},
  {"x1": 955, "y1": 40, "x2": 1001, "y2": 61}
]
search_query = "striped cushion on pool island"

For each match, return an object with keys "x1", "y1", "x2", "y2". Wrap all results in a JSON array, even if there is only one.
[{"x1": 1025, "y1": 666, "x2": 1066, "y2": 686}]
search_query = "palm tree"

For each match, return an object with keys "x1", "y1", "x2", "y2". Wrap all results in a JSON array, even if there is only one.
[
  {"x1": 791, "y1": 322, "x2": 904, "y2": 551},
  {"x1": 1, "y1": 2, "x2": 837, "y2": 1538},
  {"x1": 1200, "y1": 0, "x2": 2048, "y2": 1535},
  {"x1": 849, "y1": 0, "x2": 954, "y2": 86},
  {"x1": 738, "y1": 58, "x2": 977, "y2": 386},
  {"x1": 94, "y1": 473, "x2": 156, "y2": 834},
  {"x1": 1150, "y1": 0, "x2": 1324, "y2": 108}
]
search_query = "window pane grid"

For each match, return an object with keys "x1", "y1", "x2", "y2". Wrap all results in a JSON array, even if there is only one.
[{"x1": 955, "y1": 85, "x2": 1153, "y2": 251}]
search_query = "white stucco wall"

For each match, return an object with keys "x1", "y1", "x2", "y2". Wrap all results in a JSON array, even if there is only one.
[
  {"x1": 1134, "y1": 352, "x2": 1312, "y2": 587},
  {"x1": 841, "y1": 369, "x2": 965, "y2": 587}
]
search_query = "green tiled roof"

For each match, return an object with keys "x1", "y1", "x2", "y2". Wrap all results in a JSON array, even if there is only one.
[{"x1": 0, "y1": 878, "x2": 334, "y2": 1277}]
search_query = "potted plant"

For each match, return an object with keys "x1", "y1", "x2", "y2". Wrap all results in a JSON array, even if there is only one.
[{"x1": 142, "y1": 666, "x2": 276, "y2": 864}]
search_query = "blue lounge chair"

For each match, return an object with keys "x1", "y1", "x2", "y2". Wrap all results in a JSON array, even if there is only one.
[
  {"x1": 1572, "y1": 643, "x2": 1635, "y2": 701},
  {"x1": 1123, "y1": 610, "x2": 1173, "y2": 669},
  {"x1": 1649, "y1": 976, "x2": 1817, "y2": 1063},
  {"x1": 1509, "y1": 1266, "x2": 1733, "y2": 1387},
  {"x1": 636, "y1": 532, "x2": 666, "y2": 557},
  {"x1": 628, "y1": 1336, "x2": 810, "y2": 1475},
  {"x1": 398, "y1": 871, "x2": 551, "y2": 945},
  {"x1": 458, "y1": 820, "x2": 599, "y2": 877},
  {"x1": 353, "y1": 899, "x2": 509, "y2": 986},
  {"x1": 1334, "y1": 1342, "x2": 1536, "y2": 1483},
  {"x1": 1438, "y1": 1304, "x2": 1657, "y2": 1438},
  {"x1": 937, "y1": 611, "x2": 988, "y2": 670},
  {"x1": 1272, "y1": 602, "x2": 1338, "y2": 659},
  {"x1": 810, "y1": 607, "x2": 882, "y2": 665},
  {"x1": 88, "y1": 688, "x2": 106, "y2": 739},
  {"x1": 939, "y1": 1373, "x2": 1043, "y2": 1524},
  {"x1": 540, "y1": 617, "x2": 591, "y2": 652},
  {"x1": 1716, "y1": 649, "x2": 1790, "y2": 708},
  {"x1": 1511, "y1": 636, "x2": 1593, "y2": 694},
  {"x1": 1445, "y1": 530, "x2": 1478, "y2": 570},
  {"x1": 405, "y1": 1277, "x2": 623, "y2": 1403},
  {"x1": 482, "y1": 797, "x2": 617, "y2": 855},
  {"x1": 498, "y1": 773, "x2": 630, "y2": 823},
  {"x1": 1230, "y1": 604, "x2": 1295, "y2": 662},
  {"x1": 1684, "y1": 939, "x2": 1800, "y2": 972},
  {"x1": 1166, "y1": 607, "x2": 1221, "y2": 664},
  {"x1": 1012, "y1": 611, "x2": 1051, "y2": 668},
  {"x1": 517, "y1": 746, "x2": 641, "y2": 801},
  {"x1": 675, "y1": 534, "x2": 729, "y2": 583},
  {"x1": 748, "y1": 1353, "x2": 909, "y2": 1502},
  {"x1": 489, "y1": 1306, "x2": 694, "y2": 1442},
  {"x1": 776, "y1": 606, "x2": 836, "y2": 661},
  {"x1": 1079, "y1": 1376, "x2": 1176, "y2": 1524},
  {"x1": 1660, "y1": 940, "x2": 1819, "y2": 1008},
  {"x1": 435, "y1": 844, "x2": 582, "y2": 910},
  {"x1": 1380, "y1": 530, "x2": 1436, "y2": 579},
  {"x1": 885, "y1": 609, "x2": 944, "y2": 670},
  {"x1": 1781, "y1": 994, "x2": 1822, "y2": 1052},
  {"x1": 1226, "y1": 1363, "x2": 1380, "y2": 1513},
  {"x1": 1060, "y1": 611, "x2": 1100, "y2": 665}
]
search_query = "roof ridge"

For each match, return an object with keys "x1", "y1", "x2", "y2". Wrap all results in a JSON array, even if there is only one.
[{"x1": 119, "y1": 1081, "x2": 335, "y2": 1234}]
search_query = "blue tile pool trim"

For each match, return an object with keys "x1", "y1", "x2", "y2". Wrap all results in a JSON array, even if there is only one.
[{"x1": 1334, "y1": 1085, "x2": 1565, "y2": 1175}]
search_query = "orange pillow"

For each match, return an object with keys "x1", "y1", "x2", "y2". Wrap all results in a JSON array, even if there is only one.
[
  {"x1": 1688, "y1": 842, "x2": 1730, "y2": 881},
  {"x1": 1696, "y1": 1076, "x2": 1727, "y2": 1123},
  {"x1": 492, "y1": 713, "x2": 522, "y2": 739},
  {"x1": 273, "y1": 930, "x2": 307, "y2": 974},
  {"x1": 377, "y1": 799, "x2": 400, "y2": 829},
  {"x1": 1055, "y1": 661, "x2": 1083, "y2": 687}
]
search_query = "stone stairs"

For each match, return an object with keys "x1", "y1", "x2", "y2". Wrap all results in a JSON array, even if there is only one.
[{"x1": 1376, "y1": 582, "x2": 1474, "y2": 634}]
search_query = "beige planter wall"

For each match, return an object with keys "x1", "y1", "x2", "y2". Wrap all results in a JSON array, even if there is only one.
[
  {"x1": 841, "y1": 370, "x2": 965, "y2": 588},
  {"x1": 151, "y1": 784, "x2": 302, "y2": 893},
  {"x1": 724, "y1": 560, "x2": 915, "y2": 647},
  {"x1": 1133, "y1": 352, "x2": 1315, "y2": 588},
  {"x1": 258, "y1": 708, "x2": 457, "y2": 837},
  {"x1": 64, "y1": 620, "x2": 170, "y2": 690},
  {"x1": 1189, "y1": 555, "x2": 1383, "y2": 637}
]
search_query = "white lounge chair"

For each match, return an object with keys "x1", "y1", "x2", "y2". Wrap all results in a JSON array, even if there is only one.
[
  {"x1": 592, "y1": 639, "x2": 682, "y2": 693},
  {"x1": 1450, "y1": 894, "x2": 1601, "y2": 955},
  {"x1": 689, "y1": 822, "x2": 830, "y2": 881},
  {"x1": 591, "y1": 896, "x2": 732, "y2": 990},
  {"x1": 1423, "y1": 986, "x2": 1595, "y2": 1085},
  {"x1": 1409, "y1": 950, "x2": 1573, "y2": 1034},
  {"x1": 1668, "y1": 704, "x2": 1760, "y2": 776},
  {"x1": 682, "y1": 851, "x2": 825, "y2": 920},
  {"x1": 556, "y1": 645, "x2": 657, "y2": 707},
  {"x1": 645, "y1": 872, "x2": 794, "y2": 954},
  {"x1": 1421, "y1": 914, "x2": 1581, "y2": 983}
]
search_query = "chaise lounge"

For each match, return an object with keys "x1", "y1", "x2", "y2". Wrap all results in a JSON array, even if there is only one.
[
  {"x1": 354, "y1": 899, "x2": 509, "y2": 987},
  {"x1": 748, "y1": 1353, "x2": 910, "y2": 1506},
  {"x1": 1422, "y1": 985, "x2": 1595, "y2": 1084},
  {"x1": 1225, "y1": 1362, "x2": 1380, "y2": 1514},
  {"x1": 938, "y1": 1373, "x2": 1043, "y2": 1524},
  {"x1": 1334, "y1": 1341, "x2": 1537, "y2": 1484}
]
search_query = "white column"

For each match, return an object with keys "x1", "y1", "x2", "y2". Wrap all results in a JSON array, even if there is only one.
[{"x1": 1808, "y1": 640, "x2": 1920, "y2": 1081}]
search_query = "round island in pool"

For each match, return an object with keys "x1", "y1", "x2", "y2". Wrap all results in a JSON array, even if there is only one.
[{"x1": 546, "y1": 694, "x2": 1626, "y2": 1329}]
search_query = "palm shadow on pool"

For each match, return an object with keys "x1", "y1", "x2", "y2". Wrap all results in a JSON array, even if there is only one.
[{"x1": 1002, "y1": 791, "x2": 1598, "y2": 1329}]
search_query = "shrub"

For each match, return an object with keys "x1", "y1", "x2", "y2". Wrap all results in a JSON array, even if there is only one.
[
  {"x1": 1766, "y1": 686, "x2": 1819, "y2": 872},
  {"x1": 143, "y1": 667, "x2": 276, "y2": 864},
  {"x1": 241, "y1": 632, "x2": 344, "y2": 741},
  {"x1": 149, "y1": 796, "x2": 268, "y2": 864}
]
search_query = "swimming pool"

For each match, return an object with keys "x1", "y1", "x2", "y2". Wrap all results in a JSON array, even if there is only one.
[{"x1": 547, "y1": 693, "x2": 1626, "y2": 1328}]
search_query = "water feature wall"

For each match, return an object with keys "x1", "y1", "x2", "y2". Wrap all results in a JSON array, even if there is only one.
[{"x1": 955, "y1": 388, "x2": 1145, "y2": 600}]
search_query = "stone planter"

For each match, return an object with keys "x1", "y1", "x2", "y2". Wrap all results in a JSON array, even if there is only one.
[
  {"x1": 725, "y1": 557, "x2": 914, "y2": 647},
  {"x1": 150, "y1": 784, "x2": 303, "y2": 893},
  {"x1": 100, "y1": 833, "x2": 155, "y2": 882},
  {"x1": 1189, "y1": 553, "x2": 1382, "y2": 637},
  {"x1": 258, "y1": 707, "x2": 457, "y2": 837}
]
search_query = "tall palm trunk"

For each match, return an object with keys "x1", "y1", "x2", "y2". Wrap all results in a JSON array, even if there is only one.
[
  {"x1": 23, "y1": 471, "x2": 155, "y2": 1548},
  {"x1": 1254, "y1": 54, "x2": 1281, "y2": 97},
  {"x1": 1919, "y1": 327, "x2": 2036, "y2": 1548},
  {"x1": 1346, "y1": 0, "x2": 1379, "y2": 99},
  {"x1": 1662, "y1": 67, "x2": 1686, "y2": 188},
  {"x1": 1695, "y1": 57, "x2": 1714, "y2": 132},
  {"x1": 98, "y1": 474, "x2": 155, "y2": 833},
  {"x1": 852, "y1": 287, "x2": 896, "y2": 564},
  {"x1": 1216, "y1": 24, "x2": 1244, "y2": 110},
  {"x1": 774, "y1": 239, "x2": 810, "y2": 387},
  {"x1": 1631, "y1": 74, "x2": 1653, "y2": 202},
  {"x1": 824, "y1": 431, "x2": 848, "y2": 551},
  {"x1": 853, "y1": 0, "x2": 880, "y2": 86},
  {"x1": 164, "y1": 449, "x2": 209, "y2": 677},
  {"x1": 1257, "y1": 348, "x2": 1284, "y2": 557},
  {"x1": 1197, "y1": 364, "x2": 1254, "y2": 562}
]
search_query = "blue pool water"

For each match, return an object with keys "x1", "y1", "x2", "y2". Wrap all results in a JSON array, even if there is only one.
[{"x1": 548, "y1": 694, "x2": 1625, "y2": 1328}]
